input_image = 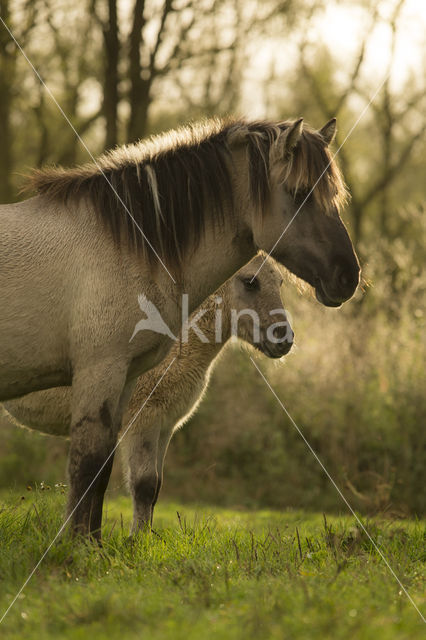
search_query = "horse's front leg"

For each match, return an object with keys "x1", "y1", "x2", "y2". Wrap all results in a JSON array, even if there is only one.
[{"x1": 67, "y1": 358, "x2": 129, "y2": 541}]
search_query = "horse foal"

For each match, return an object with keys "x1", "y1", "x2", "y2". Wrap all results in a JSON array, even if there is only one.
[
  {"x1": 2, "y1": 256, "x2": 293, "y2": 531},
  {"x1": 122, "y1": 255, "x2": 293, "y2": 530}
]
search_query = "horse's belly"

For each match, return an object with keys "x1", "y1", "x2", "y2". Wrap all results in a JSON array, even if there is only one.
[
  {"x1": 0, "y1": 302, "x2": 69, "y2": 399},
  {"x1": 0, "y1": 366, "x2": 69, "y2": 401},
  {"x1": 0, "y1": 209, "x2": 70, "y2": 398},
  {"x1": 2, "y1": 386, "x2": 71, "y2": 437}
]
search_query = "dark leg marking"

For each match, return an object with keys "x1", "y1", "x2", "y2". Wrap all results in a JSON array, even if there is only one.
[
  {"x1": 133, "y1": 475, "x2": 158, "y2": 507},
  {"x1": 68, "y1": 448, "x2": 115, "y2": 540},
  {"x1": 142, "y1": 440, "x2": 153, "y2": 454},
  {"x1": 99, "y1": 401, "x2": 113, "y2": 430},
  {"x1": 132, "y1": 474, "x2": 159, "y2": 529},
  {"x1": 153, "y1": 475, "x2": 162, "y2": 507}
]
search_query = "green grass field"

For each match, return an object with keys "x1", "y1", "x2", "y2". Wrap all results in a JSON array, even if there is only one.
[{"x1": 0, "y1": 489, "x2": 424, "y2": 639}]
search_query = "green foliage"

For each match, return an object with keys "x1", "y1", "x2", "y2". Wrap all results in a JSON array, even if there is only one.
[{"x1": 0, "y1": 493, "x2": 424, "y2": 639}]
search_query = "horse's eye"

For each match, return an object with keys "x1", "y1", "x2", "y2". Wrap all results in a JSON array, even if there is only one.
[
  {"x1": 294, "y1": 189, "x2": 311, "y2": 206},
  {"x1": 243, "y1": 277, "x2": 259, "y2": 291}
]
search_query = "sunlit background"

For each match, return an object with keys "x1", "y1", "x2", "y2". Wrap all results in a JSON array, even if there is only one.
[{"x1": 0, "y1": 0, "x2": 425, "y2": 516}]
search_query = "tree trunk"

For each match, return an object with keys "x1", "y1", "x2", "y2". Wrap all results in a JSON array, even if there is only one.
[
  {"x1": 127, "y1": 0, "x2": 148, "y2": 142},
  {"x1": 102, "y1": 0, "x2": 119, "y2": 149},
  {"x1": 127, "y1": 80, "x2": 150, "y2": 142},
  {"x1": 0, "y1": 0, "x2": 14, "y2": 202}
]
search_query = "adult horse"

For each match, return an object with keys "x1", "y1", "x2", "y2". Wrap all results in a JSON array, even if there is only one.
[{"x1": 0, "y1": 116, "x2": 359, "y2": 538}]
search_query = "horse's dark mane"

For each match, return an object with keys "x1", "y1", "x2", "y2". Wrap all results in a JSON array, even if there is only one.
[{"x1": 27, "y1": 117, "x2": 347, "y2": 274}]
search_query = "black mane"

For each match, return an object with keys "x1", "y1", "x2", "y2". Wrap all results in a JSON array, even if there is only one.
[{"x1": 28, "y1": 117, "x2": 346, "y2": 274}]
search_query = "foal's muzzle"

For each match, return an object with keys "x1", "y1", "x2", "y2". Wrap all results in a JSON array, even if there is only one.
[{"x1": 260, "y1": 325, "x2": 294, "y2": 358}]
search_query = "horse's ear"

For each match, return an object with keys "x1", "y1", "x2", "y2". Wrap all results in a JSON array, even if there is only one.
[
  {"x1": 318, "y1": 118, "x2": 337, "y2": 146},
  {"x1": 227, "y1": 126, "x2": 250, "y2": 146},
  {"x1": 269, "y1": 118, "x2": 303, "y2": 171},
  {"x1": 270, "y1": 118, "x2": 303, "y2": 166},
  {"x1": 285, "y1": 118, "x2": 304, "y2": 153}
]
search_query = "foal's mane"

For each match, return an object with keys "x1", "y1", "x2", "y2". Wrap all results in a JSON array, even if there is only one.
[{"x1": 28, "y1": 117, "x2": 347, "y2": 274}]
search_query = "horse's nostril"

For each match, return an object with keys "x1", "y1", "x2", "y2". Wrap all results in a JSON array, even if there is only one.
[
  {"x1": 341, "y1": 274, "x2": 349, "y2": 287},
  {"x1": 273, "y1": 327, "x2": 284, "y2": 339},
  {"x1": 272, "y1": 325, "x2": 293, "y2": 343},
  {"x1": 337, "y1": 262, "x2": 359, "y2": 291}
]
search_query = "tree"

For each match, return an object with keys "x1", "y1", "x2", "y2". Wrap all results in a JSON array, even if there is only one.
[
  {"x1": 270, "y1": 0, "x2": 425, "y2": 247},
  {"x1": 0, "y1": 0, "x2": 14, "y2": 202},
  {"x1": 100, "y1": 0, "x2": 119, "y2": 149},
  {"x1": 0, "y1": 0, "x2": 39, "y2": 201}
]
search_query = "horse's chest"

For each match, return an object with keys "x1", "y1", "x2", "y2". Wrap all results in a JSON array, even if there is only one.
[
  {"x1": 128, "y1": 336, "x2": 174, "y2": 380},
  {"x1": 171, "y1": 367, "x2": 210, "y2": 422}
]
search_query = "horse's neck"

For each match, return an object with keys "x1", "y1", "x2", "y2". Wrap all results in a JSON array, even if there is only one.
[
  {"x1": 136, "y1": 151, "x2": 254, "y2": 325},
  {"x1": 180, "y1": 217, "x2": 254, "y2": 312}
]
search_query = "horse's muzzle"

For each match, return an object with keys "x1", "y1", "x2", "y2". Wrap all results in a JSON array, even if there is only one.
[
  {"x1": 315, "y1": 268, "x2": 359, "y2": 307},
  {"x1": 315, "y1": 282, "x2": 342, "y2": 307}
]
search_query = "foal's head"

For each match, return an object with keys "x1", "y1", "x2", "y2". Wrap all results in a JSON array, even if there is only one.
[
  {"x1": 226, "y1": 255, "x2": 293, "y2": 358},
  {"x1": 232, "y1": 118, "x2": 360, "y2": 307}
]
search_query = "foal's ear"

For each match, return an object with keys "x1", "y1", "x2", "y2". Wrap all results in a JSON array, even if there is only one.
[{"x1": 318, "y1": 118, "x2": 337, "y2": 146}]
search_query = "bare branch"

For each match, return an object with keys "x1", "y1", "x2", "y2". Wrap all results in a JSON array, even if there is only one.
[
  {"x1": 148, "y1": 0, "x2": 174, "y2": 75},
  {"x1": 333, "y1": 4, "x2": 379, "y2": 114},
  {"x1": 360, "y1": 123, "x2": 426, "y2": 209},
  {"x1": 155, "y1": 10, "x2": 196, "y2": 76}
]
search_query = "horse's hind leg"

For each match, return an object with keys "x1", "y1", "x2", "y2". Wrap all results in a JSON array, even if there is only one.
[{"x1": 67, "y1": 359, "x2": 128, "y2": 541}]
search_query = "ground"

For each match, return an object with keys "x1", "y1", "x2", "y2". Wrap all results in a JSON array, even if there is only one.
[{"x1": 0, "y1": 488, "x2": 424, "y2": 639}]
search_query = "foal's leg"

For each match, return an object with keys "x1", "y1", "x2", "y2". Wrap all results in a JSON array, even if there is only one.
[
  {"x1": 121, "y1": 418, "x2": 161, "y2": 532},
  {"x1": 151, "y1": 396, "x2": 207, "y2": 522},
  {"x1": 67, "y1": 359, "x2": 128, "y2": 541},
  {"x1": 150, "y1": 425, "x2": 175, "y2": 520}
]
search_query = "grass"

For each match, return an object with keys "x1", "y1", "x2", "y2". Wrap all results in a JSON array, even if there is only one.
[{"x1": 0, "y1": 488, "x2": 424, "y2": 639}]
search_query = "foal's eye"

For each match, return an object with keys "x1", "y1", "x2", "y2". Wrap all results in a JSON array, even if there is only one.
[{"x1": 243, "y1": 277, "x2": 259, "y2": 291}]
